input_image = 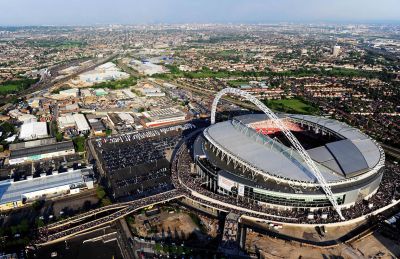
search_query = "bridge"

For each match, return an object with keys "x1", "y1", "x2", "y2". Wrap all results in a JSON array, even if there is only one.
[{"x1": 38, "y1": 190, "x2": 184, "y2": 245}]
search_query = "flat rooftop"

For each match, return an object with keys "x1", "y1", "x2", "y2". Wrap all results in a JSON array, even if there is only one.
[
  {"x1": 10, "y1": 141, "x2": 74, "y2": 160},
  {"x1": 0, "y1": 169, "x2": 91, "y2": 205}
]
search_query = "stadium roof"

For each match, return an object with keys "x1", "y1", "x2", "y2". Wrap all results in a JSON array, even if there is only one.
[
  {"x1": 325, "y1": 140, "x2": 368, "y2": 177},
  {"x1": 289, "y1": 114, "x2": 381, "y2": 171},
  {"x1": 205, "y1": 120, "x2": 341, "y2": 182},
  {"x1": 205, "y1": 114, "x2": 382, "y2": 182},
  {"x1": 195, "y1": 134, "x2": 382, "y2": 194}
]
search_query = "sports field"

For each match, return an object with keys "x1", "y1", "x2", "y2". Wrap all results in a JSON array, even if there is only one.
[{"x1": 265, "y1": 98, "x2": 319, "y2": 115}]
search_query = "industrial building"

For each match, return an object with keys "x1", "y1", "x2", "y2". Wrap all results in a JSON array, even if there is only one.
[
  {"x1": 139, "y1": 86, "x2": 165, "y2": 97},
  {"x1": 19, "y1": 121, "x2": 49, "y2": 141},
  {"x1": 9, "y1": 140, "x2": 75, "y2": 165},
  {"x1": 0, "y1": 167, "x2": 94, "y2": 210},
  {"x1": 86, "y1": 114, "x2": 107, "y2": 136},
  {"x1": 129, "y1": 59, "x2": 166, "y2": 75},
  {"x1": 78, "y1": 62, "x2": 129, "y2": 84},
  {"x1": 9, "y1": 138, "x2": 56, "y2": 151},
  {"x1": 58, "y1": 113, "x2": 90, "y2": 134},
  {"x1": 141, "y1": 108, "x2": 187, "y2": 128},
  {"x1": 58, "y1": 88, "x2": 79, "y2": 98},
  {"x1": 107, "y1": 113, "x2": 140, "y2": 132}
]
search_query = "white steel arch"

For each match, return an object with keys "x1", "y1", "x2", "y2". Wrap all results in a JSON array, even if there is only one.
[{"x1": 210, "y1": 88, "x2": 345, "y2": 220}]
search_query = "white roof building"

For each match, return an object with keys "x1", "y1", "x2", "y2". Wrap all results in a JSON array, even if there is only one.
[
  {"x1": 73, "y1": 114, "x2": 90, "y2": 132},
  {"x1": 78, "y1": 62, "x2": 129, "y2": 84},
  {"x1": 19, "y1": 121, "x2": 49, "y2": 141},
  {"x1": 58, "y1": 114, "x2": 90, "y2": 133},
  {"x1": 59, "y1": 88, "x2": 79, "y2": 98},
  {"x1": 142, "y1": 108, "x2": 187, "y2": 127},
  {"x1": 118, "y1": 113, "x2": 135, "y2": 124}
]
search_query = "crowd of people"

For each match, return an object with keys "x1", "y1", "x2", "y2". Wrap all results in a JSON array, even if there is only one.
[
  {"x1": 172, "y1": 139, "x2": 400, "y2": 225},
  {"x1": 37, "y1": 189, "x2": 183, "y2": 243},
  {"x1": 35, "y1": 138, "x2": 400, "y2": 244},
  {"x1": 44, "y1": 203, "x2": 131, "y2": 230}
]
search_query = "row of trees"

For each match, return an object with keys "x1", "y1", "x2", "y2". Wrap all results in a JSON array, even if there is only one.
[{"x1": 154, "y1": 65, "x2": 395, "y2": 82}]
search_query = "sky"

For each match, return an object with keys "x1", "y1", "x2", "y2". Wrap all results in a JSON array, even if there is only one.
[{"x1": 0, "y1": 0, "x2": 399, "y2": 26}]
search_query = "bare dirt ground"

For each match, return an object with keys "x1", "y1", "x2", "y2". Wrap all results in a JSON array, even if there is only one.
[
  {"x1": 51, "y1": 189, "x2": 99, "y2": 216},
  {"x1": 352, "y1": 232, "x2": 400, "y2": 258},
  {"x1": 248, "y1": 218, "x2": 364, "y2": 242},
  {"x1": 130, "y1": 206, "x2": 219, "y2": 241},
  {"x1": 246, "y1": 230, "x2": 400, "y2": 259},
  {"x1": 157, "y1": 213, "x2": 199, "y2": 239}
]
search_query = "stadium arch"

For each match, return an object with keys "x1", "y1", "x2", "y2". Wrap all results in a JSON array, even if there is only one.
[{"x1": 210, "y1": 87, "x2": 345, "y2": 220}]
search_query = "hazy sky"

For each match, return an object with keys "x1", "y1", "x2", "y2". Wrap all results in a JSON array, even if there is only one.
[{"x1": 0, "y1": 0, "x2": 399, "y2": 26}]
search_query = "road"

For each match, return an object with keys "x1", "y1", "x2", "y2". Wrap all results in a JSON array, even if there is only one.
[
  {"x1": 151, "y1": 78, "x2": 257, "y2": 110},
  {"x1": 116, "y1": 218, "x2": 137, "y2": 259},
  {"x1": 2, "y1": 53, "x2": 119, "y2": 106}
]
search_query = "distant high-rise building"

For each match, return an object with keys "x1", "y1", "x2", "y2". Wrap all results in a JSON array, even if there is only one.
[{"x1": 333, "y1": 45, "x2": 341, "y2": 57}]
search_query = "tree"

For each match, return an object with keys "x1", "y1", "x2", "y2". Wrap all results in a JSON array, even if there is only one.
[
  {"x1": 55, "y1": 132, "x2": 63, "y2": 142},
  {"x1": 96, "y1": 186, "x2": 106, "y2": 200},
  {"x1": 31, "y1": 200, "x2": 44, "y2": 211},
  {"x1": 73, "y1": 136, "x2": 86, "y2": 152},
  {"x1": 101, "y1": 197, "x2": 112, "y2": 206}
]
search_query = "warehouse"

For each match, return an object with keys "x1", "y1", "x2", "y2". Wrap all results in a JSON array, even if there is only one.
[
  {"x1": 9, "y1": 141, "x2": 75, "y2": 165},
  {"x1": 58, "y1": 113, "x2": 90, "y2": 134},
  {"x1": 0, "y1": 167, "x2": 94, "y2": 210},
  {"x1": 19, "y1": 121, "x2": 49, "y2": 141},
  {"x1": 142, "y1": 108, "x2": 187, "y2": 128}
]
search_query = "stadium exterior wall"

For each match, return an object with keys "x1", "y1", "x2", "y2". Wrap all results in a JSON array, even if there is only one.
[{"x1": 195, "y1": 159, "x2": 384, "y2": 210}]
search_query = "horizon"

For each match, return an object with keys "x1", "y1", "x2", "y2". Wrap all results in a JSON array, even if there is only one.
[
  {"x1": 1, "y1": 20, "x2": 400, "y2": 27},
  {"x1": 1, "y1": 0, "x2": 399, "y2": 26}
]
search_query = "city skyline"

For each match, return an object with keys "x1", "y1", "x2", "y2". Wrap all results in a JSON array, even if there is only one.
[
  {"x1": 1, "y1": 1, "x2": 400, "y2": 257},
  {"x1": 0, "y1": 0, "x2": 400, "y2": 26}
]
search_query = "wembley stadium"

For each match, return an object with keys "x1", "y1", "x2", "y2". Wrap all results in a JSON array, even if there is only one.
[
  {"x1": 189, "y1": 89, "x2": 387, "y2": 221},
  {"x1": 194, "y1": 113, "x2": 385, "y2": 209}
]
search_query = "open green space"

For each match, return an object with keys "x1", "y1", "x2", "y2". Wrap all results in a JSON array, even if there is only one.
[
  {"x1": 153, "y1": 65, "x2": 394, "y2": 82},
  {"x1": 0, "y1": 78, "x2": 38, "y2": 95},
  {"x1": 51, "y1": 85, "x2": 71, "y2": 94},
  {"x1": 27, "y1": 39, "x2": 87, "y2": 48},
  {"x1": 264, "y1": 97, "x2": 319, "y2": 115},
  {"x1": 91, "y1": 76, "x2": 137, "y2": 90},
  {"x1": 227, "y1": 80, "x2": 249, "y2": 87},
  {"x1": 217, "y1": 50, "x2": 238, "y2": 56}
]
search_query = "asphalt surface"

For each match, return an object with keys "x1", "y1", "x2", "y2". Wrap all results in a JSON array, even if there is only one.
[{"x1": 33, "y1": 226, "x2": 123, "y2": 259}]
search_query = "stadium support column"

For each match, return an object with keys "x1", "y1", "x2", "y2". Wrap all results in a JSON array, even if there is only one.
[
  {"x1": 213, "y1": 177, "x2": 217, "y2": 192},
  {"x1": 238, "y1": 224, "x2": 247, "y2": 250}
]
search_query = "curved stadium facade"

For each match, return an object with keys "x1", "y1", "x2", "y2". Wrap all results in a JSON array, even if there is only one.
[{"x1": 193, "y1": 113, "x2": 385, "y2": 211}]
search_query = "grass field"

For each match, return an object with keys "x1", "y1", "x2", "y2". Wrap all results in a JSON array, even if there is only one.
[
  {"x1": 27, "y1": 40, "x2": 87, "y2": 48},
  {"x1": 0, "y1": 78, "x2": 38, "y2": 95},
  {"x1": 227, "y1": 80, "x2": 249, "y2": 87},
  {"x1": 265, "y1": 98, "x2": 319, "y2": 115},
  {"x1": 0, "y1": 84, "x2": 20, "y2": 94},
  {"x1": 91, "y1": 76, "x2": 137, "y2": 90}
]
